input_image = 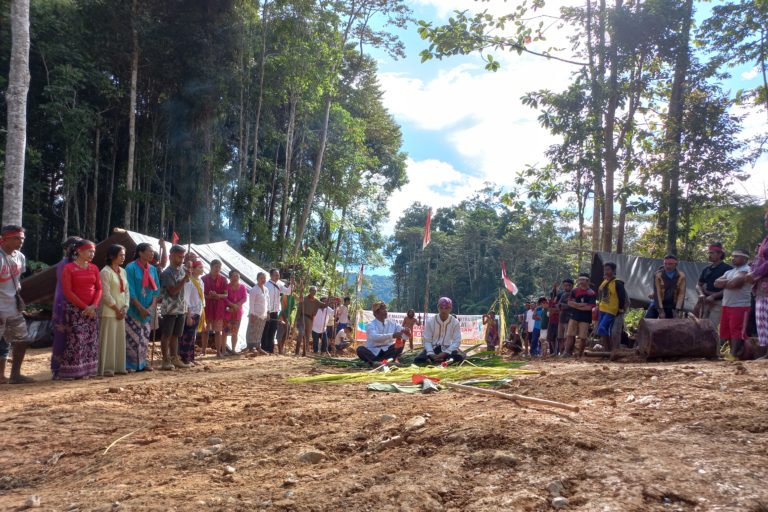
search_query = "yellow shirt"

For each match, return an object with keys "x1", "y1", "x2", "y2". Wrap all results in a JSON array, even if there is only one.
[{"x1": 598, "y1": 278, "x2": 620, "y2": 315}]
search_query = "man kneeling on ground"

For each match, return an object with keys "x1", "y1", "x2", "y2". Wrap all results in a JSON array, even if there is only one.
[
  {"x1": 356, "y1": 301, "x2": 409, "y2": 367},
  {"x1": 415, "y1": 297, "x2": 465, "y2": 365}
]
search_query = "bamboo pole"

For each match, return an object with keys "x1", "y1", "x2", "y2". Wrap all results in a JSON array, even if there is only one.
[{"x1": 443, "y1": 382, "x2": 579, "y2": 412}]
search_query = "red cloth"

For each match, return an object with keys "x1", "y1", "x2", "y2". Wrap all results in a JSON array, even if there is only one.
[
  {"x1": 720, "y1": 306, "x2": 751, "y2": 340},
  {"x1": 202, "y1": 273, "x2": 229, "y2": 321},
  {"x1": 137, "y1": 260, "x2": 158, "y2": 291},
  {"x1": 62, "y1": 263, "x2": 103, "y2": 309}
]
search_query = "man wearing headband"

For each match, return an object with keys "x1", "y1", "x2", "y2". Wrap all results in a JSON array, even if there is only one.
[
  {"x1": 356, "y1": 301, "x2": 410, "y2": 367},
  {"x1": 646, "y1": 255, "x2": 686, "y2": 319},
  {"x1": 696, "y1": 242, "x2": 732, "y2": 332},
  {"x1": 563, "y1": 273, "x2": 596, "y2": 357},
  {"x1": 415, "y1": 297, "x2": 464, "y2": 364},
  {"x1": 0, "y1": 225, "x2": 31, "y2": 384},
  {"x1": 715, "y1": 249, "x2": 753, "y2": 359}
]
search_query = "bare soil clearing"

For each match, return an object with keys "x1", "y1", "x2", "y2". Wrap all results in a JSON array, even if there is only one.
[{"x1": 2, "y1": 349, "x2": 767, "y2": 511}]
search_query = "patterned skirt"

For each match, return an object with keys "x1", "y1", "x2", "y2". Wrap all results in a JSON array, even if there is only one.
[
  {"x1": 126, "y1": 315, "x2": 151, "y2": 371},
  {"x1": 246, "y1": 315, "x2": 268, "y2": 349},
  {"x1": 179, "y1": 314, "x2": 200, "y2": 364},
  {"x1": 56, "y1": 303, "x2": 99, "y2": 379},
  {"x1": 756, "y1": 295, "x2": 768, "y2": 347}
]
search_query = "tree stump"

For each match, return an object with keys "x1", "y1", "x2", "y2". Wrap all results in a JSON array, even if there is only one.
[{"x1": 636, "y1": 318, "x2": 718, "y2": 360}]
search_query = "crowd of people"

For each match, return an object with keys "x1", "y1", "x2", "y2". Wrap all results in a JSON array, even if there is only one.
[
  {"x1": 1, "y1": 211, "x2": 767, "y2": 382},
  {"x1": 501, "y1": 227, "x2": 768, "y2": 361}
]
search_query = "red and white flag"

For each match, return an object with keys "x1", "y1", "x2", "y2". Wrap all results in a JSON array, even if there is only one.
[
  {"x1": 356, "y1": 264, "x2": 364, "y2": 294},
  {"x1": 501, "y1": 261, "x2": 518, "y2": 295},
  {"x1": 422, "y1": 208, "x2": 432, "y2": 250}
]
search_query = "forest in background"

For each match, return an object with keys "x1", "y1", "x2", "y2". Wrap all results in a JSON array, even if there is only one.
[
  {"x1": 389, "y1": 0, "x2": 768, "y2": 313},
  {"x1": 1, "y1": 0, "x2": 767, "y2": 314},
  {"x1": 0, "y1": 0, "x2": 409, "y2": 284}
]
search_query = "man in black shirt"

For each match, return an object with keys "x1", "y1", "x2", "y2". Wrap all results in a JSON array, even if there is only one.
[{"x1": 697, "y1": 242, "x2": 732, "y2": 333}]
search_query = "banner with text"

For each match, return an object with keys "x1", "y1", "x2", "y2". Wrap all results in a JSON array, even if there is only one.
[{"x1": 355, "y1": 311, "x2": 484, "y2": 342}]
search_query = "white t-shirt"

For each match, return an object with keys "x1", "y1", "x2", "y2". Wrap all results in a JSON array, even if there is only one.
[
  {"x1": 334, "y1": 330, "x2": 349, "y2": 345},
  {"x1": 336, "y1": 304, "x2": 349, "y2": 324},
  {"x1": 312, "y1": 306, "x2": 333, "y2": 334},
  {"x1": 0, "y1": 249, "x2": 25, "y2": 316},
  {"x1": 722, "y1": 264, "x2": 751, "y2": 308},
  {"x1": 525, "y1": 309, "x2": 535, "y2": 332},
  {"x1": 183, "y1": 279, "x2": 206, "y2": 316}
]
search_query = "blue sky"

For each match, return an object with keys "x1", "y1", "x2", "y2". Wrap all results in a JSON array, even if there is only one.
[{"x1": 364, "y1": 0, "x2": 767, "y2": 274}]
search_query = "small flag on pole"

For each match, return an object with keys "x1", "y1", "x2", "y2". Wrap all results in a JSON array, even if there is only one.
[
  {"x1": 422, "y1": 208, "x2": 432, "y2": 250},
  {"x1": 501, "y1": 261, "x2": 518, "y2": 295},
  {"x1": 356, "y1": 264, "x2": 364, "y2": 294},
  {"x1": 172, "y1": 231, "x2": 180, "y2": 244}
]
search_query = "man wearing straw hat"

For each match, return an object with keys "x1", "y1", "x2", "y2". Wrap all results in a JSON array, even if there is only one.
[
  {"x1": 356, "y1": 301, "x2": 409, "y2": 367},
  {"x1": 415, "y1": 297, "x2": 465, "y2": 364},
  {"x1": 715, "y1": 249, "x2": 753, "y2": 359}
]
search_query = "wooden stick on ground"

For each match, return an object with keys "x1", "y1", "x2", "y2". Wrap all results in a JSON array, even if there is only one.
[
  {"x1": 103, "y1": 429, "x2": 142, "y2": 455},
  {"x1": 443, "y1": 382, "x2": 579, "y2": 413}
]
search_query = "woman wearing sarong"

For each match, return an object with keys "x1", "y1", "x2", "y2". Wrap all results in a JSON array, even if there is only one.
[
  {"x1": 51, "y1": 236, "x2": 82, "y2": 379},
  {"x1": 98, "y1": 245, "x2": 129, "y2": 376},
  {"x1": 125, "y1": 243, "x2": 160, "y2": 371},
  {"x1": 224, "y1": 269, "x2": 247, "y2": 354},
  {"x1": 58, "y1": 240, "x2": 102, "y2": 379},
  {"x1": 180, "y1": 260, "x2": 205, "y2": 365},
  {"x1": 202, "y1": 260, "x2": 228, "y2": 358},
  {"x1": 748, "y1": 210, "x2": 768, "y2": 355}
]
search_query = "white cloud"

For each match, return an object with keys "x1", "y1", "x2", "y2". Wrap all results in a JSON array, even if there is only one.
[
  {"x1": 383, "y1": 157, "x2": 485, "y2": 233},
  {"x1": 741, "y1": 67, "x2": 759, "y2": 80}
]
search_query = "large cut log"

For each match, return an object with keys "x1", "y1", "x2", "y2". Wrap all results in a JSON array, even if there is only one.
[{"x1": 637, "y1": 318, "x2": 718, "y2": 360}]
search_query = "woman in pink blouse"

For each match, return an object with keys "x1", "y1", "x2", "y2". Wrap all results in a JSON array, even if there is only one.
[{"x1": 225, "y1": 270, "x2": 248, "y2": 355}]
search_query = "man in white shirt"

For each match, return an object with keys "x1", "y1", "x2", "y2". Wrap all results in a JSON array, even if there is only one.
[
  {"x1": 414, "y1": 297, "x2": 464, "y2": 364},
  {"x1": 311, "y1": 297, "x2": 334, "y2": 354},
  {"x1": 261, "y1": 268, "x2": 293, "y2": 353},
  {"x1": 247, "y1": 272, "x2": 270, "y2": 354},
  {"x1": 715, "y1": 249, "x2": 754, "y2": 359},
  {"x1": 357, "y1": 301, "x2": 410, "y2": 367},
  {"x1": 0, "y1": 225, "x2": 31, "y2": 384},
  {"x1": 335, "y1": 296, "x2": 350, "y2": 332}
]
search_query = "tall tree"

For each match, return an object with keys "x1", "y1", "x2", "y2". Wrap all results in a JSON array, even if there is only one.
[{"x1": 2, "y1": 0, "x2": 31, "y2": 225}]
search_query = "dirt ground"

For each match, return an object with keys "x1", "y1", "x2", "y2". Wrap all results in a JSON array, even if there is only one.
[{"x1": 1, "y1": 347, "x2": 767, "y2": 512}]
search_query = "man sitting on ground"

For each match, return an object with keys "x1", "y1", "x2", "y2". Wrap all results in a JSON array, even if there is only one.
[
  {"x1": 331, "y1": 325, "x2": 354, "y2": 355},
  {"x1": 356, "y1": 301, "x2": 410, "y2": 367},
  {"x1": 415, "y1": 297, "x2": 465, "y2": 365}
]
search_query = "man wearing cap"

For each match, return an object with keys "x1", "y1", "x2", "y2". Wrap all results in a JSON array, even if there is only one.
[
  {"x1": 647, "y1": 255, "x2": 687, "y2": 319},
  {"x1": 696, "y1": 242, "x2": 732, "y2": 332},
  {"x1": 0, "y1": 225, "x2": 32, "y2": 384},
  {"x1": 715, "y1": 249, "x2": 753, "y2": 359},
  {"x1": 356, "y1": 301, "x2": 409, "y2": 367},
  {"x1": 415, "y1": 297, "x2": 465, "y2": 364},
  {"x1": 563, "y1": 273, "x2": 596, "y2": 357}
]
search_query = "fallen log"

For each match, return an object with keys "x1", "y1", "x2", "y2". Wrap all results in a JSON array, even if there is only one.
[
  {"x1": 443, "y1": 382, "x2": 579, "y2": 412},
  {"x1": 636, "y1": 318, "x2": 718, "y2": 360}
]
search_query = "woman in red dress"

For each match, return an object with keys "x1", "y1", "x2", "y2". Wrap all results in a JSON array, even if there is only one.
[
  {"x1": 58, "y1": 239, "x2": 103, "y2": 379},
  {"x1": 202, "y1": 259, "x2": 228, "y2": 358}
]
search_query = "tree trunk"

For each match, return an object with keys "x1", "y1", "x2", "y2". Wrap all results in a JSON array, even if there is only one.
[
  {"x1": 600, "y1": 0, "x2": 623, "y2": 253},
  {"x1": 104, "y1": 123, "x2": 118, "y2": 238},
  {"x1": 202, "y1": 109, "x2": 213, "y2": 243},
  {"x1": 2, "y1": 0, "x2": 31, "y2": 225},
  {"x1": 124, "y1": 0, "x2": 139, "y2": 229},
  {"x1": 62, "y1": 179, "x2": 70, "y2": 241},
  {"x1": 251, "y1": 0, "x2": 270, "y2": 186},
  {"x1": 86, "y1": 125, "x2": 100, "y2": 239},
  {"x1": 664, "y1": 0, "x2": 693, "y2": 256},
  {"x1": 292, "y1": 95, "x2": 332, "y2": 255},
  {"x1": 277, "y1": 95, "x2": 297, "y2": 250}
]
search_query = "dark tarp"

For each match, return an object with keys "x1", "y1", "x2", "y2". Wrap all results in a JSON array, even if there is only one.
[{"x1": 590, "y1": 251, "x2": 710, "y2": 311}]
